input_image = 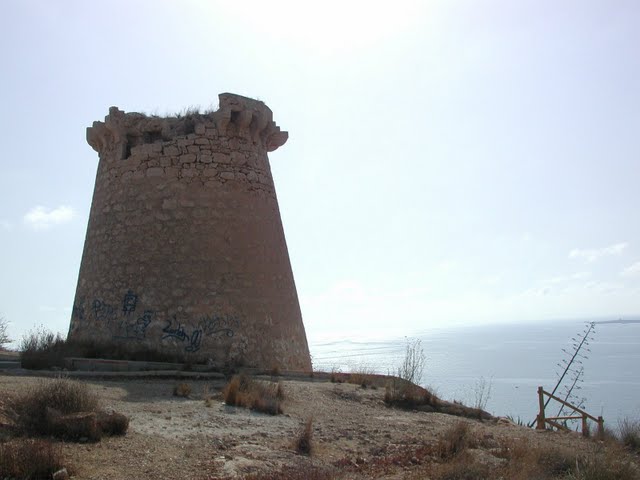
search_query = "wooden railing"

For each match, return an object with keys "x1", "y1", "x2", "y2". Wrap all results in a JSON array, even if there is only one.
[{"x1": 536, "y1": 386, "x2": 604, "y2": 438}]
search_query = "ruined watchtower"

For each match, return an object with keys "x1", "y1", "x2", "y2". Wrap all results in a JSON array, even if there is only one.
[{"x1": 68, "y1": 93, "x2": 312, "y2": 371}]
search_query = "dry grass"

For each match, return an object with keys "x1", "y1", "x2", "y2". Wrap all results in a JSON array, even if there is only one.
[
  {"x1": 222, "y1": 374, "x2": 284, "y2": 415},
  {"x1": 203, "y1": 385, "x2": 214, "y2": 407},
  {"x1": 384, "y1": 378, "x2": 492, "y2": 421},
  {"x1": 173, "y1": 382, "x2": 192, "y2": 397},
  {"x1": 241, "y1": 464, "x2": 335, "y2": 480},
  {"x1": 0, "y1": 438, "x2": 66, "y2": 479},
  {"x1": 494, "y1": 438, "x2": 637, "y2": 480},
  {"x1": 295, "y1": 418, "x2": 313, "y2": 455},
  {"x1": 384, "y1": 378, "x2": 441, "y2": 410},
  {"x1": 431, "y1": 456, "x2": 491, "y2": 480},
  {"x1": 618, "y1": 418, "x2": 640, "y2": 452},
  {"x1": 436, "y1": 422, "x2": 476, "y2": 460}
]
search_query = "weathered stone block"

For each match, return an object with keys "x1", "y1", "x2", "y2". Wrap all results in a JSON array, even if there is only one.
[{"x1": 146, "y1": 167, "x2": 164, "y2": 177}]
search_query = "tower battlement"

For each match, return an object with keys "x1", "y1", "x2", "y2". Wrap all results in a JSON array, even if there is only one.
[{"x1": 87, "y1": 93, "x2": 288, "y2": 156}]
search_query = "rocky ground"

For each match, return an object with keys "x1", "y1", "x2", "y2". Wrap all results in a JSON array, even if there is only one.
[{"x1": 1, "y1": 372, "x2": 638, "y2": 479}]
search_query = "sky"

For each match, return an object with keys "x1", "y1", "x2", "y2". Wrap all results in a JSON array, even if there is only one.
[{"x1": 1, "y1": 0, "x2": 639, "y2": 347}]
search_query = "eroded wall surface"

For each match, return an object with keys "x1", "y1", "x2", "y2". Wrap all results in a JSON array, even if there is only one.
[{"x1": 69, "y1": 93, "x2": 312, "y2": 371}]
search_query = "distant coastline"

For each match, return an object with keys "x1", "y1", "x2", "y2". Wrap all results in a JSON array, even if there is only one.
[{"x1": 594, "y1": 319, "x2": 640, "y2": 325}]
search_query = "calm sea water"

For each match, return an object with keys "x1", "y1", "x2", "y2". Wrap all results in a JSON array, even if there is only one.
[{"x1": 309, "y1": 320, "x2": 640, "y2": 428}]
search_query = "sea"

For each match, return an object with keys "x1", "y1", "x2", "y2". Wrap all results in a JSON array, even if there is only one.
[{"x1": 309, "y1": 319, "x2": 640, "y2": 430}]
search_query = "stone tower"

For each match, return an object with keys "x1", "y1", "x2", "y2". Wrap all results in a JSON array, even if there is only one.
[{"x1": 68, "y1": 93, "x2": 312, "y2": 371}]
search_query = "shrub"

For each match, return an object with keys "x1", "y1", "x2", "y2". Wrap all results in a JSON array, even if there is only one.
[
  {"x1": 97, "y1": 411, "x2": 129, "y2": 436},
  {"x1": 0, "y1": 438, "x2": 65, "y2": 479},
  {"x1": 435, "y1": 456, "x2": 490, "y2": 480},
  {"x1": 20, "y1": 326, "x2": 67, "y2": 369},
  {"x1": 566, "y1": 446, "x2": 636, "y2": 480},
  {"x1": 0, "y1": 316, "x2": 10, "y2": 348},
  {"x1": 397, "y1": 338, "x2": 426, "y2": 384},
  {"x1": 222, "y1": 375, "x2": 243, "y2": 405},
  {"x1": 295, "y1": 418, "x2": 313, "y2": 455},
  {"x1": 472, "y1": 376, "x2": 493, "y2": 411},
  {"x1": 173, "y1": 383, "x2": 192, "y2": 397},
  {"x1": 618, "y1": 418, "x2": 640, "y2": 452},
  {"x1": 384, "y1": 378, "x2": 440, "y2": 410},
  {"x1": 222, "y1": 374, "x2": 284, "y2": 415},
  {"x1": 437, "y1": 422, "x2": 475, "y2": 460},
  {"x1": 8, "y1": 378, "x2": 129, "y2": 441},
  {"x1": 347, "y1": 364, "x2": 377, "y2": 388},
  {"x1": 498, "y1": 439, "x2": 582, "y2": 480},
  {"x1": 243, "y1": 465, "x2": 334, "y2": 480},
  {"x1": 203, "y1": 385, "x2": 214, "y2": 407},
  {"x1": 46, "y1": 408, "x2": 101, "y2": 441},
  {"x1": 12, "y1": 377, "x2": 100, "y2": 435}
]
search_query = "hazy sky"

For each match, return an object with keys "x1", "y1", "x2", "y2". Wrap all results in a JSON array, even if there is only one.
[{"x1": 1, "y1": 0, "x2": 639, "y2": 345}]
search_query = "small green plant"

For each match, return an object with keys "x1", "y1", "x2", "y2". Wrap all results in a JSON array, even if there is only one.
[
  {"x1": 173, "y1": 383, "x2": 192, "y2": 397},
  {"x1": 505, "y1": 415, "x2": 525, "y2": 426}
]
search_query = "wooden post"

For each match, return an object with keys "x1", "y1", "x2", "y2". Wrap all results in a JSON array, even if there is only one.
[
  {"x1": 597, "y1": 416, "x2": 604, "y2": 440},
  {"x1": 536, "y1": 386, "x2": 546, "y2": 430},
  {"x1": 581, "y1": 415, "x2": 589, "y2": 437}
]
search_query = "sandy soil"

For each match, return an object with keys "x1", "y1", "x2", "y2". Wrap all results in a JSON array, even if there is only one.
[{"x1": 0, "y1": 373, "x2": 631, "y2": 479}]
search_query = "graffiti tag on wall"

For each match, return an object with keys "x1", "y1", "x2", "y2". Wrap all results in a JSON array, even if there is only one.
[{"x1": 72, "y1": 288, "x2": 240, "y2": 352}]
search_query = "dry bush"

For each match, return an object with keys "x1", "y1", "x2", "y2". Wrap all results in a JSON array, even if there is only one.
[
  {"x1": 495, "y1": 438, "x2": 573, "y2": 479},
  {"x1": 173, "y1": 382, "x2": 192, "y2": 397},
  {"x1": 46, "y1": 408, "x2": 101, "y2": 441},
  {"x1": 397, "y1": 338, "x2": 426, "y2": 384},
  {"x1": 0, "y1": 438, "x2": 65, "y2": 479},
  {"x1": 20, "y1": 326, "x2": 67, "y2": 370},
  {"x1": 203, "y1": 385, "x2": 214, "y2": 407},
  {"x1": 347, "y1": 364, "x2": 378, "y2": 389},
  {"x1": 329, "y1": 367, "x2": 344, "y2": 383},
  {"x1": 437, "y1": 422, "x2": 476, "y2": 460},
  {"x1": 11, "y1": 377, "x2": 100, "y2": 435},
  {"x1": 384, "y1": 378, "x2": 492, "y2": 421},
  {"x1": 242, "y1": 464, "x2": 335, "y2": 480},
  {"x1": 618, "y1": 418, "x2": 640, "y2": 452},
  {"x1": 9, "y1": 377, "x2": 127, "y2": 440},
  {"x1": 384, "y1": 378, "x2": 440, "y2": 410},
  {"x1": 567, "y1": 445, "x2": 637, "y2": 480},
  {"x1": 432, "y1": 455, "x2": 490, "y2": 480},
  {"x1": 222, "y1": 374, "x2": 284, "y2": 415},
  {"x1": 0, "y1": 316, "x2": 10, "y2": 348},
  {"x1": 295, "y1": 418, "x2": 313, "y2": 455},
  {"x1": 97, "y1": 411, "x2": 129, "y2": 436}
]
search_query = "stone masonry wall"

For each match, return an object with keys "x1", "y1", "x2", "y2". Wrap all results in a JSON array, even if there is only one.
[{"x1": 69, "y1": 93, "x2": 312, "y2": 371}]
